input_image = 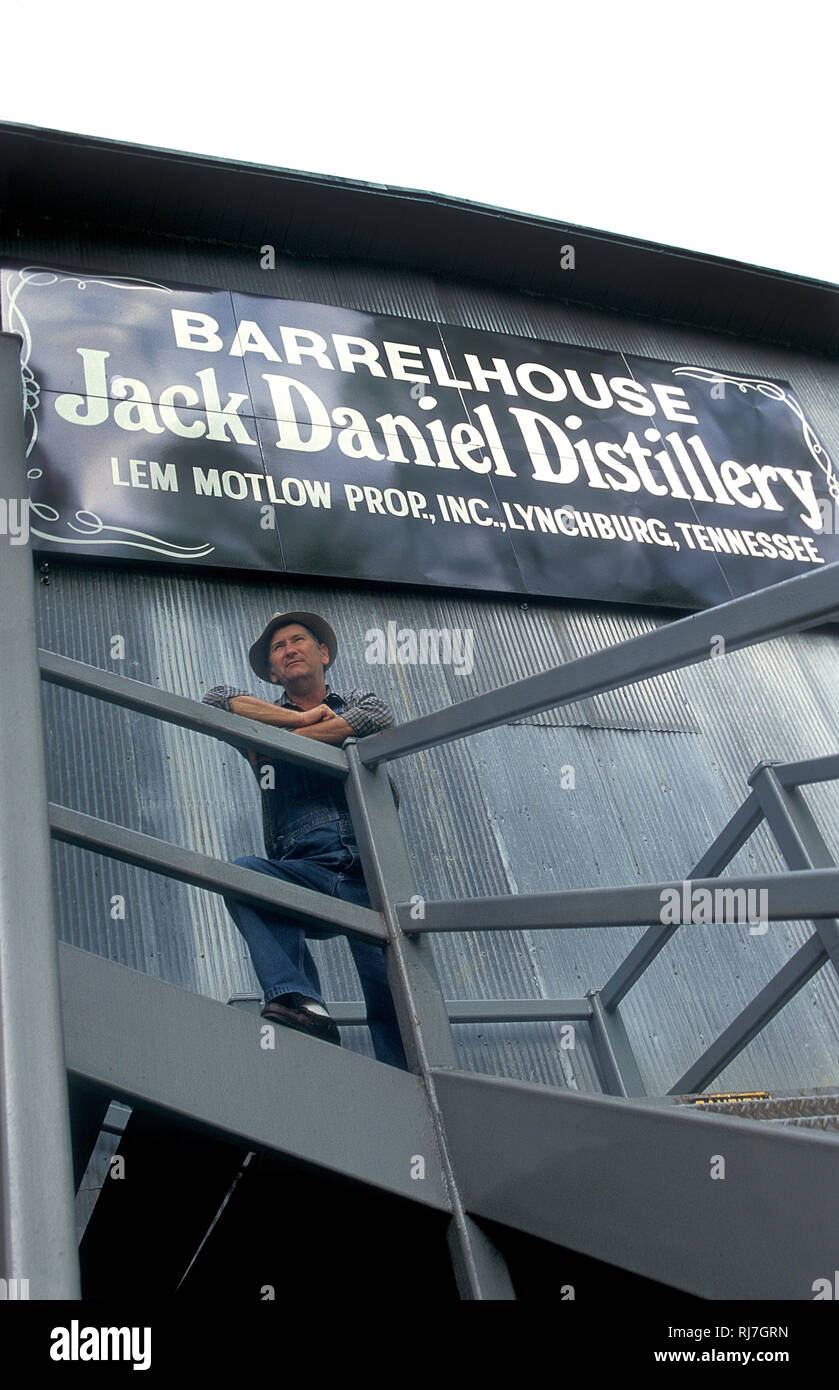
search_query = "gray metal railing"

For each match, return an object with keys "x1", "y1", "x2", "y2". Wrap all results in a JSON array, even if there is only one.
[{"x1": 37, "y1": 561, "x2": 839, "y2": 1107}]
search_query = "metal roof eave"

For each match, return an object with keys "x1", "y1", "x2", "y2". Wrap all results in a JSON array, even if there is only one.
[{"x1": 1, "y1": 120, "x2": 837, "y2": 355}]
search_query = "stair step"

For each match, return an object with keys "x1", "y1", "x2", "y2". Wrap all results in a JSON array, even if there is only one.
[
  {"x1": 765, "y1": 1114, "x2": 839, "y2": 1132},
  {"x1": 671, "y1": 1087, "x2": 839, "y2": 1123}
]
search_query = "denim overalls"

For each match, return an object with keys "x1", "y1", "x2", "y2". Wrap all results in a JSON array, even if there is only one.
[{"x1": 224, "y1": 701, "x2": 408, "y2": 1070}]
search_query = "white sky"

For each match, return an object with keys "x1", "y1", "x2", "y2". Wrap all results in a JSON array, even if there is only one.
[{"x1": 3, "y1": 0, "x2": 837, "y2": 284}]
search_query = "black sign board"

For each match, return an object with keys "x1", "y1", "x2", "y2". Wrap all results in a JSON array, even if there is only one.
[{"x1": 3, "y1": 263, "x2": 837, "y2": 607}]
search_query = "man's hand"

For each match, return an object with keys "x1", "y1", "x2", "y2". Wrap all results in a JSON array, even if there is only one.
[
  {"x1": 301, "y1": 703, "x2": 340, "y2": 725},
  {"x1": 293, "y1": 715, "x2": 355, "y2": 744},
  {"x1": 231, "y1": 698, "x2": 341, "y2": 764},
  {"x1": 246, "y1": 710, "x2": 351, "y2": 759},
  {"x1": 229, "y1": 696, "x2": 334, "y2": 729}
]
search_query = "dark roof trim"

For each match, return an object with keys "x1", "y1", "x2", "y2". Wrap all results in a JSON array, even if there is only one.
[{"x1": 1, "y1": 121, "x2": 837, "y2": 355}]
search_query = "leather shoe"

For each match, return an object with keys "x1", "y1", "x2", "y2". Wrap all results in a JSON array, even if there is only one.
[{"x1": 261, "y1": 992, "x2": 341, "y2": 1046}]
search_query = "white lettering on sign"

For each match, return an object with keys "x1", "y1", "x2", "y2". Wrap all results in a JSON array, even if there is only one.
[{"x1": 38, "y1": 303, "x2": 830, "y2": 540}]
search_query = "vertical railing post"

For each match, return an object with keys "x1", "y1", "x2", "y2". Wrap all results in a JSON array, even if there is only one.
[
  {"x1": 0, "y1": 332, "x2": 81, "y2": 1298},
  {"x1": 587, "y1": 990, "x2": 647, "y2": 1097},
  {"x1": 343, "y1": 743, "x2": 457, "y2": 1073},
  {"x1": 344, "y1": 742, "x2": 515, "y2": 1299},
  {"x1": 749, "y1": 761, "x2": 839, "y2": 975}
]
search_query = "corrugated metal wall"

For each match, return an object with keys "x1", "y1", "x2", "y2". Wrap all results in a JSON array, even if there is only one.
[{"x1": 9, "y1": 225, "x2": 839, "y2": 1095}]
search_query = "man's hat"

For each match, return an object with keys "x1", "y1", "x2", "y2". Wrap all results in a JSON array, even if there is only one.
[{"x1": 248, "y1": 610, "x2": 338, "y2": 682}]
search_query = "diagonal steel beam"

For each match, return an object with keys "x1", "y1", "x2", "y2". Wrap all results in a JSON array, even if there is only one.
[
  {"x1": 669, "y1": 765, "x2": 839, "y2": 1095},
  {"x1": 750, "y1": 763, "x2": 839, "y2": 975},
  {"x1": 359, "y1": 561, "x2": 839, "y2": 764},
  {"x1": 601, "y1": 790, "x2": 764, "y2": 1008},
  {"x1": 432, "y1": 1067, "x2": 839, "y2": 1299},
  {"x1": 59, "y1": 943, "x2": 449, "y2": 1210},
  {"x1": 669, "y1": 935, "x2": 828, "y2": 1095}
]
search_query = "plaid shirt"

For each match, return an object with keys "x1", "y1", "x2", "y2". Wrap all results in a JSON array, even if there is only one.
[
  {"x1": 202, "y1": 683, "x2": 393, "y2": 738},
  {"x1": 202, "y1": 681, "x2": 397, "y2": 858}
]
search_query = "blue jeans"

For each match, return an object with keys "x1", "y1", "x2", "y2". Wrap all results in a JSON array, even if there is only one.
[{"x1": 224, "y1": 824, "x2": 408, "y2": 1070}]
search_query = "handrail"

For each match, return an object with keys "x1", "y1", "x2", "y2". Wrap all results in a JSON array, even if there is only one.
[
  {"x1": 772, "y1": 753, "x2": 839, "y2": 787},
  {"x1": 39, "y1": 562, "x2": 839, "y2": 780},
  {"x1": 394, "y1": 865, "x2": 839, "y2": 932},
  {"x1": 359, "y1": 561, "x2": 839, "y2": 764},
  {"x1": 38, "y1": 649, "x2": 347, "y2": 777},
  {"x1": 48, "y1": 802, "x2": 388, "y2": 942}
]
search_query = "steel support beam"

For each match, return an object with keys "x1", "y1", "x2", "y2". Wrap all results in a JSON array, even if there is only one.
[
  {"x1": 600, "y1": 790, "x2": 764, "y2": 1008},
  {"x1": 67, "y1": 1079, "x2": 112, "y2": 1193},
  {"x1": 774, "y1": 753, "x2": 839, "y2": 788},
  {"x1": 397, "y1": 865, "x2": 839, "y2": 933},
  {"x1": 587, "y1": 991, "x2": 646, "y2": 1097},
  {"x1": 669, "y1": 934, "x2": 828, "y2": 1095},
  {"x1": 433, "y1": 1067, "x2": 839, "y2": 1299},
  {"x1": 359, "y1": 561, "x2": 839, "y2": 764},
  {"x1": 0, "y1": 332, "x2": 80, "y2": 1300},
  {"x1": 750, "y1": 763, "x2": 839, "y2": 976},
  {"x1": 344, "y1": 745, "x2": 459, "y2": 1072},
  {"x1": 48, "y1": 802, "x2": 386, "y2": 942},
  {"x1": 58, "y1": 943, "x2": 449, "y2": 1210},
  {"x1": 232, "y1": 996, "x2": 594, "y2": 1025},
  {"x1": 344, "y1": 742, "x2": 515, "y2": 1299},
  {"x1": 448, "y1": 998, "x2": 593, "y2": 1023},
  {"x1": 669, "y1": 765, "x2": 839, "y2": 1095}
]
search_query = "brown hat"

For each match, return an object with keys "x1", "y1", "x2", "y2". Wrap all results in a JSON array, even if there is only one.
[{"x1": 249, "y1": 611, "x2": 338, "y2": 682}]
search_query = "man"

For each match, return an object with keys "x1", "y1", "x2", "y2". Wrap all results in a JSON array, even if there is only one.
[{"x1": 203, "y1": 610, "x2": 407, "y2": 1069}]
